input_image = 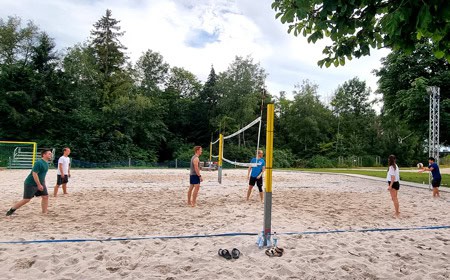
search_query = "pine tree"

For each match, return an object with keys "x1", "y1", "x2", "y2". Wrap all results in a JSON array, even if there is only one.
[
  {"x1": 90, "y1": 9, "x2": 127, "y2": 79},
  {"x1": 89, "y1": 9, "x2": 130, "y2": 104}
]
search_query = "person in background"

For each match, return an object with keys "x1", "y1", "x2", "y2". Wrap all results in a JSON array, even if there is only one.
[
  {"x1": 188, "y1": 146, "x2": 203, "y2": 207},
  {"x1": 246, "y1": 150, "x2": 266, "y2": 202},
  {"x1": 419, "y1": 157, "x2": 441, "y2": 198},
  {"x1": 54, "y1": 147, "x2": 71, "y2": 197},
  {"x1": 386, "y1": 154, "x2": 400, "y2": 218}
]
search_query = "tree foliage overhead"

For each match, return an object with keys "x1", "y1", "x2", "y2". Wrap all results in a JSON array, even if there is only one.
[
  {"x1": 375, "y1": 42, "x2": 450, "y2": 145},
  {"x1": 271, "y1": 0, "x2": 450, "y2": 67}
]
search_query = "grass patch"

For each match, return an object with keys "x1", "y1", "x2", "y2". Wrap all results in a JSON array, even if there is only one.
[{"x1": 282, "y1": 168, "x2": 449, "y2": 188}]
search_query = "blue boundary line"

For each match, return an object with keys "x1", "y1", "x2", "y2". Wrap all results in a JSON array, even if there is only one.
[{"x1": 0, "y1": 225, "x2": 449, "y2": 244}]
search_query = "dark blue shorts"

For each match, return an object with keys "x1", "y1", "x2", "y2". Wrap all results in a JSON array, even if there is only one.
[
  {"x1": 190, "y1": 175, "x2": 200, "y2": 185},
  {"x1": 432, "y1": 178, "x2": 441, "y2": 188}
]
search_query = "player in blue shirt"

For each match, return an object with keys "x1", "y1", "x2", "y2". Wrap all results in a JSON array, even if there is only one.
[
  {"x1": 246, "y1": 150, "x2": 266, "y2": 202},
  {"x1": 419, "y1": 157, "x2": 442, "y2": 198}
]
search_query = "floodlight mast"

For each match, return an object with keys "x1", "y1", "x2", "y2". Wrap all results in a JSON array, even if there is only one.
[
  {"x1": 427, "y1": 86, "x2": 440, "y2": 190},
  {"x1": 427, "y1": 86, "x2": 440, "y2": 164}
]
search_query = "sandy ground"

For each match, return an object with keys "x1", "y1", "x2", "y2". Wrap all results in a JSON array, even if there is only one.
[{"x1": 0, "y1": 168, "x2": 449, "y2": 280}]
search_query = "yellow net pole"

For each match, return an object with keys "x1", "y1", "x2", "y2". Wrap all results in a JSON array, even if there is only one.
[
  {"x1": 218, "y1": 134, "x2": 223, "y2": 184},
  {"x1": 32, "y1": 142, "x2": 37, "y2": 166},
  {"x1": 209, "y1": 142, "x2": 212, "y2": 164},
  {"x1": 263, "y1": 103, "x2": 274, "y2": 245}
]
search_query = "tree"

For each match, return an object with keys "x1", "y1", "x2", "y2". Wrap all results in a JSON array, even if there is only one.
[
  {"x1": 215, "y1": 56, "x2": 267, "y2": 135},
  {"x1": 134, "y1": 49, "x2": 169, "y2": 93},
  {"x1": 0, "y1": 16, "x2": 39, "y2": 66},
  {"x1": 271, "y1": 0, "x2": 450, "y2": 67},
  {"x1": 375, "y1": 42, "x2": 450, "y2": 146},
  {"x1": 331, "y1": 77, "x2": 377, "y2": 156},
  {"x1": 283, "y1": 80, "x2": 335, "y2": 157},
  {"x1": 90, "y1": 9, "x2": 127, "y2": 78},
  {"x1": 0, "y1": 17, "x2": 64, "y2": 141},
  {"x1": 157, "y1": 67, "x2": 203, "y2": 160}
]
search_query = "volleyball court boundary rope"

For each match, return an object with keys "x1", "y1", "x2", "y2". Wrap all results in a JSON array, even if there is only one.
[{"x1": 1, "y1": 225, "x2": 448, "y2": 244}]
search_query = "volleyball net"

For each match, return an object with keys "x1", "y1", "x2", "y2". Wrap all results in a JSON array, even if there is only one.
[{"x1": 210, "y1": 116, "x2": 263, "y2": 183}]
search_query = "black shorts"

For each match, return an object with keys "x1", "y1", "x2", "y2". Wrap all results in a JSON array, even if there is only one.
[
  {"x1": 249, "y1": 176, "x2": 263, "y2": 192},
  {"x1": 432, "y1": 178, "x2": 441, "y2": 188},
  {"x1": 23, "y1": 184, "x2": 48, "y2": 199},
  {"x1": 56, "y1": 175, "x2": 69, "y2": 185},
  {"x1": 190, "y1": 175, "x2": 200, "y2": 185},
  {"x1": 388, "y1": 181, "x2": 400, "y2": 190}
]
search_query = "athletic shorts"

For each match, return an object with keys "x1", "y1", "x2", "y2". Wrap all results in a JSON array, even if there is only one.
[
  {"x1": 249, "y1": 176, "x2": 263, "y2": 192},
  {"x1": 23, "y1": 184, "x2": 48, "y2": 199},
  {"x1": 388, "y1": 181, "x2": 400, "y2": 190},
  {"x1": 190, "y1": 175, "x2": 201, "y2": 185},
  {"x1": 56, "y1": 175, "x2": 69, "y2": 185},
  {"x1": 432, "y1": 178, "x2": 441, "y2": 188}
]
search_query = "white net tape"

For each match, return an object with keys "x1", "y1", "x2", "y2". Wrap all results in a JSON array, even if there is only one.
[
  {"x1": 210, "y1": 116, "x2": 262, "y2": 169},
  {"x1": 222, "y1": 157, "x2": 257, "y2": 167},
  {"x1": 223, "y1": 117, "x2": 261, "y2": 140}
]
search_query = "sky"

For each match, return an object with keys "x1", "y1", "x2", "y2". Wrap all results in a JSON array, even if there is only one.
[{"x1": 0, "y1": 0, "x2": 391, "y2": 104}]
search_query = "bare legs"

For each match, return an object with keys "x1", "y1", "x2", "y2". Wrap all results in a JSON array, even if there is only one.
[
  {"x1": 53, "y1": 183, "x2": 68, "y2": 197},
  {"x1": 246, "y1": 186, "x2": 263, "y2": 202},
  {"x1": 11, "y1": 199, "x2": 31, "y2": 211},
  {"x1": 246, "y1": 186, "x2": 253, "y2": 201},
  {"x1": 62, "y1": 183, "x2": 68, "y2": 195},
  {"x1": 187, "y1": 184, "x2": 200, "y2": 207},
  {"x1": 9, "y1": 196, "x2": 48, "y2": 215},
  {"x1": 432, "y1": 187, "x2": 440, "y2": 198},
  {"x1": 41, "y1": 196, "x2": 48, "y2": 214},
  {"x1": 389, "y1": 188, "x2": 400, "y2": 218}
]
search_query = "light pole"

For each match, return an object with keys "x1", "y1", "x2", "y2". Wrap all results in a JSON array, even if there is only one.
[{"x1": 426, "y1": 86, "x2": 440, "y2": 189}]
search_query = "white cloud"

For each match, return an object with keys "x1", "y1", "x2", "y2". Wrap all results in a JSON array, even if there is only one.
[{"x1": 0, "y1": 0, "x2": 390, "y2": 103}]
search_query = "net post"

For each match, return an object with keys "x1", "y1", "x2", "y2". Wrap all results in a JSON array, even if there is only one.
[
  {"x1": 32, "y1": 142, "x2": 37, "y2": 166},
  {"x1": 263, "y1": 104, "x2": 274, "y2": 246},
  {"x1": 209, "y1": 142, "x2": 212, "y2": 165},
  {"x1": 218, "y1": 134, "x2": 223, "y2": 184}
]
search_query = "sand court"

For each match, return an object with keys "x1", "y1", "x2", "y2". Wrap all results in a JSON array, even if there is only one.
[{"x1": 0, "y1": 169, "x2": 449, "y2": 279}]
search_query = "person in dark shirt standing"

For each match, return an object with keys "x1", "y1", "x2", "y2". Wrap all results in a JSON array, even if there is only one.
[
  {"x1": 420, "y1": 157, "x2": 442, "y2": 198},
  {"x1": 6, "y1": 149, "x2": 53, "y2": 216}
]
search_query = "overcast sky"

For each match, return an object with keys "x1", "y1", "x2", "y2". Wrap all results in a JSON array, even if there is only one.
[{"x1": 0, "y1": 0, "x2": 391, "y2": 103}]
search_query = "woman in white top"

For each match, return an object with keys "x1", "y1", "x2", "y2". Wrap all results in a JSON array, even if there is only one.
[{"x1": 386, "y1": 154, "x2": 400, "y2": 218}]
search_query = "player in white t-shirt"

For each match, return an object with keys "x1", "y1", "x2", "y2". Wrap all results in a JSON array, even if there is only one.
[
  {"x1": 53, "y1": 147, "x2": 71, "y2": 197},
  {"x1": 386, "y1": 154, "x2": 400, "y2": 218}
]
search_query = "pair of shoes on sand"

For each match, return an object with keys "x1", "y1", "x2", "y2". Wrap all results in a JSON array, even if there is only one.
[
  {"x1": 265, "y1": 247, "x2": 284, "y2": 257},
  {"x1": 218, "y1": 248, "x2": 240, "y2": 260}
]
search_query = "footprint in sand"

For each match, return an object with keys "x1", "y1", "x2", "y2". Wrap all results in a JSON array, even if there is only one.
[{"x1": 13, "y1": 258, "x2": 35, "y2": 269}]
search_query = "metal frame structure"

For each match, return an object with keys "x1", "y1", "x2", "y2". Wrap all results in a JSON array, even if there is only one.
[
  {"x1": 427, "y1": 86, "x2": 440, "y2": 189},
  {"x1": 427, "y1": 86, "x2": 440, "y2": 163}
]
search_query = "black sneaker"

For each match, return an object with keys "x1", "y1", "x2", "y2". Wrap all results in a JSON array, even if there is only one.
[{"x1": 6, "y1": 208, "x2": 16, "y2": 216}]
